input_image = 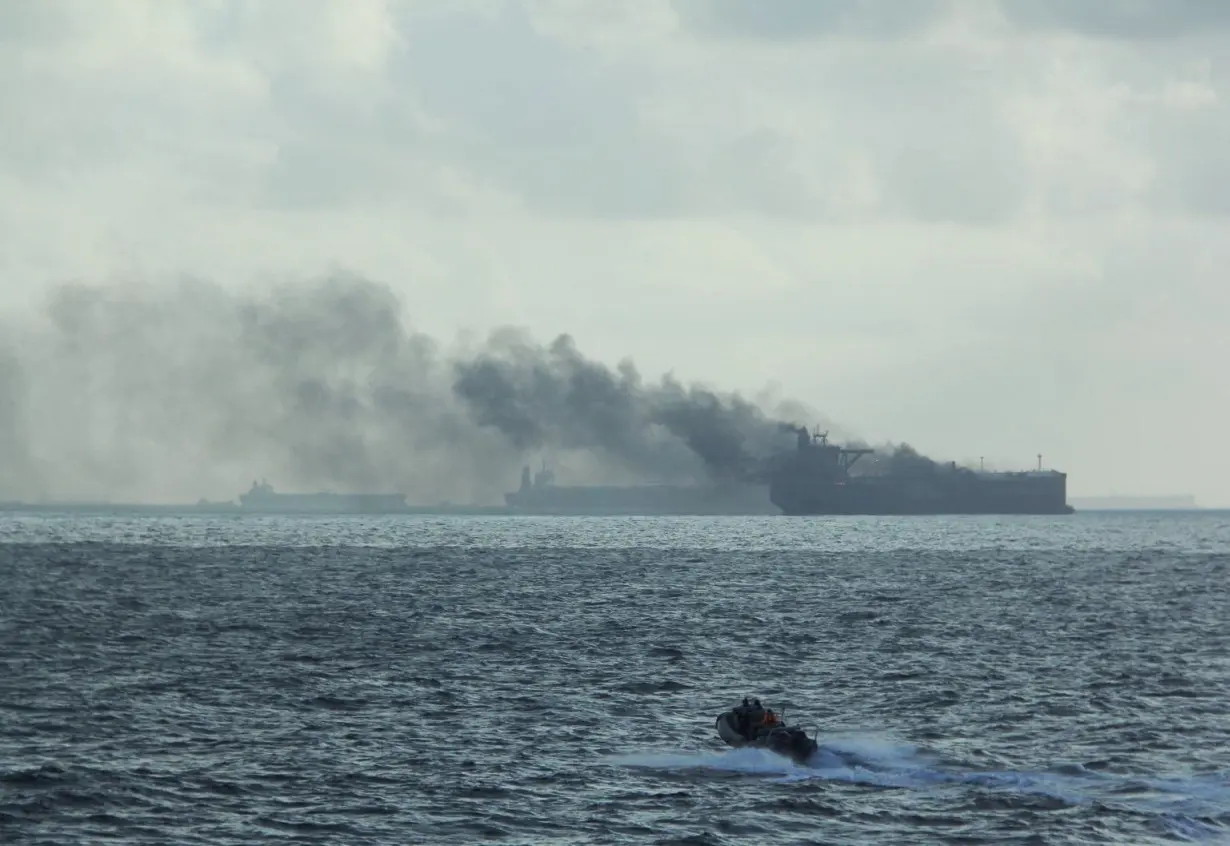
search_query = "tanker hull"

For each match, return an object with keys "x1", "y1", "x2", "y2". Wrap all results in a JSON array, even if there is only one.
[
  {"x1": 767, "y1": 427, "x2": 1075, "y2": 516},
  {"x1": 770, "y1": 476, "x2": 1075, "y2": 515}
]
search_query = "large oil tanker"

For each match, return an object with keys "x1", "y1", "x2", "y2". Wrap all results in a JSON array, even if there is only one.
[{"x1": 767, "y1": 427, "x2": 1074, "y2": 515}]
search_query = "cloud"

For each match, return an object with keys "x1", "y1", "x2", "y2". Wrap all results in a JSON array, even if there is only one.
[
  {"x1": 674, "y1": 0, "x2": 1230, "y2": 42},
  {"x1": 671, "y1": 0, "x2": 950, "y2": 40},
  {"x1": 996, "y1": 0, "x2": 1230, "y2": 39},
  {"x1": 396, "y1": 3, "x2": 689, "y2": 218},
  {"x1": 1, "y1": 0, "x2": 1227, "y2": 504}
]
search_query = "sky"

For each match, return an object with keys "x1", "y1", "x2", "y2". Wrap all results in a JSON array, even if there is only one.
[{"x1": 1, "y1": 0, "x2": 1227, "y2": 506}]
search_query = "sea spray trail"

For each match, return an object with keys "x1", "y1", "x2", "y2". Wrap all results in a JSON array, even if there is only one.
[{"x1": 615, "y1": 738, "x2": 1230, "y2": 840}]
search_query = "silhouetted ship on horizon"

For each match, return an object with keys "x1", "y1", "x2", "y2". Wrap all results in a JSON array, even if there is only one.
[
  {"x1": 501, "y1": 426, "x2": 1074, "y2": 517},
  {"x1": 766, "y1": 427, "x2": 1074, "y2": 516},
  {"x1": 0, "y1": 428, "x2": 1076, "y2": 516},
  {"x1": 234, "y1": 480, "x2": 503, "y2": 515},
  {"x1": 503, "y1": 465, "x2": 779, "y2": 516},
  {"x1": 233, "y1": 479, "x2": 412, "y2": 514}
]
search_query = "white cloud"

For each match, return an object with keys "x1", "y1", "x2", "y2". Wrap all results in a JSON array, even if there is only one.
[
  {"x1": 1, "y1": 0, "x2": 1227, "y2": 505},
  {"x1": 995, "y1": 0, "x2": 1230, "y2": 39}
]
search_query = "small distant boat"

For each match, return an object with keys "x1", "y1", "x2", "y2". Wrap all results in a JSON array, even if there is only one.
[{"x1": 715, "y1": 697, "x2": 818, "y2": 764}]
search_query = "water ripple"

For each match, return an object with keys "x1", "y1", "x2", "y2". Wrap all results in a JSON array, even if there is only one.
[{"x1": 1, "y1": 512, "x2": 1228, "y2": 844}]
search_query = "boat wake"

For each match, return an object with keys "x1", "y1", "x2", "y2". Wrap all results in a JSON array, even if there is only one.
[{"x1": 613, "y1": 734, "x2": 1230, "y2": 842}]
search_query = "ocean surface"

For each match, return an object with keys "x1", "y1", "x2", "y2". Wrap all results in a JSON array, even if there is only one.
[{"x1": 2, "y1": 510, "x2": 1228, "y2": 845}]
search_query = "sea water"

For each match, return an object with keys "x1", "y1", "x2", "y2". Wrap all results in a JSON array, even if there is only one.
[{"x1": 2, "y1": 511, "x2": 1227, "y2": 844}]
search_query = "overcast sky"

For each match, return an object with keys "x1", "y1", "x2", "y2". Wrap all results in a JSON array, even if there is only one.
[{"x1": 2, "y1": 0, "x2": 1227, "y2": 505}]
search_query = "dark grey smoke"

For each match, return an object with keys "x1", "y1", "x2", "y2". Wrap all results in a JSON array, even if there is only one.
[
  {"x1": 852, "y1": 442, "x2": 941, "y2": 476},
  {"x1": 452, "y1": 332, "x2": 794, "y2": 482},
  {"x1": 0, "y1": 273, "x2": 519, "y2": 503},
  {"x1": 0, "y1": 272, "x2": 818, "y2": 503},
  {"x1": 0, "y1": 341, "x2": 43, "y2": 501},
  {"x1": 778, "y1": 425, "x2": 949, "y2": 478}
]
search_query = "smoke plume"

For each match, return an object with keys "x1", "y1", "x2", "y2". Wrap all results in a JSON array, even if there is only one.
[
  {"x1": 452, "y1": 331, "x2": 796, "y2": 484},
  {"x1": 850, "y1": 442, "x2": 941, "y2": 477},
  {"x1": 0, "y1": 272, "x2": 823, "y2": 504}
]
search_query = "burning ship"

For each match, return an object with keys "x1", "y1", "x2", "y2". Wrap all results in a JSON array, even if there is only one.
[
  {"x1": 501, "y1": 425, "x2": 1074, "y2": 517},
  {"x1": 767, "y1": 427, "x2": 1074, "y2": 516}
]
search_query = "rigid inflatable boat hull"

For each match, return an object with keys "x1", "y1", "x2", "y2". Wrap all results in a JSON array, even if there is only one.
[{"x1": 714, "y1": 709, "x2": 818, "y2": 764}]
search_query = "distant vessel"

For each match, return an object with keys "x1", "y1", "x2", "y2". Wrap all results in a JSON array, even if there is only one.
[
  {"x1": 0, "y1": 485, "x2": 502, "y2": 516},
  {"x1": 503, "y1": 465, "x2": 778, "y2": 515},
  {"x1": 768, "y1": 428, "x2": 1075, "y2": 516},
  {"x1": 237, "y1": 480, "x2": 410, "y2": 514}
]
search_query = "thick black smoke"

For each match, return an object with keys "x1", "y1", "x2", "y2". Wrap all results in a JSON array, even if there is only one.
[
  {"x1": 850, "y1": 442, "x2": 941, "y2": 477},
  {"x1": 452, "y1": 332, "x2": 793, "y2": 483},
  {"x1": 0, "y1": 272, "x2": 822, "y2": 503},
  {"x1": 775, "y1": 425, "x2": 949, "y2": 479}
]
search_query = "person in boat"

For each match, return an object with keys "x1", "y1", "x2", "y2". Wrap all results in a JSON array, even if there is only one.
[
  {"x1": 747, "y1": 707, "x2": 780, "y2": 742},
  {"x1": 735, "y1": 698, "x2": 770, "y2": 741},
  {"x1": 720, "y1": 698, "x2": 816, "y2": 762},
  {"x1": 731, "y1": 698, "x2": 752, "y2": 738}
]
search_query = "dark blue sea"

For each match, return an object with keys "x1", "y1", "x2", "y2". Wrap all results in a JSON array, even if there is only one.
[{"x1": 2, "y1": 511, "x2": 1228, "y2": 845}]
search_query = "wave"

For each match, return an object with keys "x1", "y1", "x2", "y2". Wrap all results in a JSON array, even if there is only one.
[{"x1": 611, "y1": 733, "x2": 1230, "y2": 842}]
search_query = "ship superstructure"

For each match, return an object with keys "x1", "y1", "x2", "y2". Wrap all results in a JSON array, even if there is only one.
[{"x1": 768, "y1": 427, "x2": 1074, "y2": 515}]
